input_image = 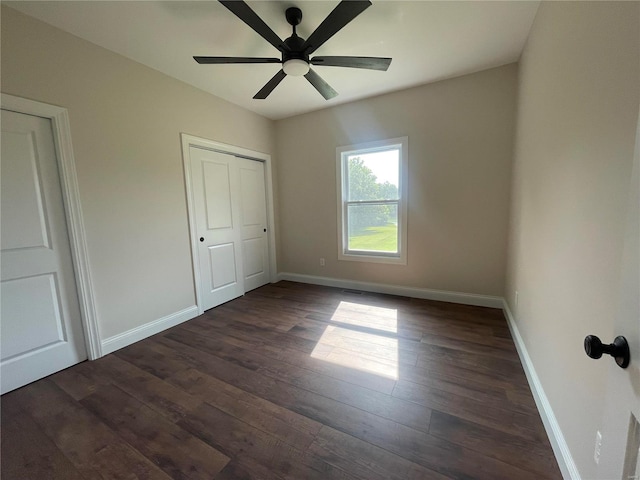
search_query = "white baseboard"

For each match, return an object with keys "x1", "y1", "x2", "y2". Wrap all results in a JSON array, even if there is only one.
[
  {"x1": 277, "y1": 272, "x2": 503, "y2": 308},
  {"x1": 101, "y1": 305, "x2": 199, "y2": 355},
  {"x1": 502, "y1": 300, "x2": 580, "y2": 480}
]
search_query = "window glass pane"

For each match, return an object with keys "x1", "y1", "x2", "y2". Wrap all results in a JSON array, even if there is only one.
[
  {"x1": 347, "y1": 204, "x2": 398, "y2": 253},
  {"x1": 347, "y1": 149, "x2": 399, "y2": 201}
]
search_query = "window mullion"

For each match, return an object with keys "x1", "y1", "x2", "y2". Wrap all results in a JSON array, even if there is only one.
[{"x1": 346, "y1": 200, "x2": 399, "y2": 206}]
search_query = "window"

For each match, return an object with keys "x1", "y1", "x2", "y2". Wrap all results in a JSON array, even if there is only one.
[{"x1": 337, "y1": 137, "x2": 408, "y2": 264}]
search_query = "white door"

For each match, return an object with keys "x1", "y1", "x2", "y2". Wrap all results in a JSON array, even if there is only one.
[
  {"x1": 238, "y1": 158, "x2": 270, "y2": 292},
  {"x1": 596, "y1": 110, "x2": 640, "y2": 479},
  {"x1": 189, "y1": 147, "x2": 270, "y2": 311},
  {"x1": 190, "y1": 147, "x2": 245, "y2": 310},
  {"x1": 1, "y1": 109, "x2": 87, "y2": 394}
]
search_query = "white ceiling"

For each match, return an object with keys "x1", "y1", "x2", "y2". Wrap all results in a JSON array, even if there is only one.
[{"x1": 7, "y1": 1, "x2": 540, "y2": 120}]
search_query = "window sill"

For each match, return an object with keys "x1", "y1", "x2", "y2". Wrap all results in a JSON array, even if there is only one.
[{"x1": 338, "y1": 251, "x2": 406, "y2": 265}]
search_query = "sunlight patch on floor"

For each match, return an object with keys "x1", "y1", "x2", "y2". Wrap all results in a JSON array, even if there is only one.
[
  {"x1": 310, "y1": 301, "x2": 399, "y2": 379},
  {"x1": 326, "y1": 301, "x2": 398, "y2": 333}
]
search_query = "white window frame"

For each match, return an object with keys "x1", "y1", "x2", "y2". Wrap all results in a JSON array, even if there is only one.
[{"x1": 336, "y1": 137, "x2": 408, "y2": 265}]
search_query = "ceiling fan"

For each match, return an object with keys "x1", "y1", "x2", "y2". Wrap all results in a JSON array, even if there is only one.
[{"x1": 194, "y1": 0, "x2": 392, "y2": 100}]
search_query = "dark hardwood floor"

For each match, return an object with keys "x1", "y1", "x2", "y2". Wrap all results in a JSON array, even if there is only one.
[{"x1": 1, "y1": 281, "x2": 562, "y2": 480}]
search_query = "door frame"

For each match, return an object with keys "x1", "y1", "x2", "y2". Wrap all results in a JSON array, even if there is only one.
[
  {"x1": 1, "y1": 93, "x2": 102, "y2": 360},
  {"x1": 180, "y1": 133, "x2": 277, "y2": 315}
]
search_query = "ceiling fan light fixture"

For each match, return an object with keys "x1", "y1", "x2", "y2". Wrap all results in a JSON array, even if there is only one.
[{"x1": 283, "y1": 59, "x2": 310, "y2": 76}]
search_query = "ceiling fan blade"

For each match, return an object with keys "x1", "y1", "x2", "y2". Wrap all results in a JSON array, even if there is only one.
[
  {"x1": 254, "y1": 69, "x2": 287, "y2": 99},
  {"x1": 219, "y1": 1, "x2": 287, "y2": 52},
  {"x1": 301, "y1": 1, "x2": 371, "y2": 55},
  {"x1": 304, "y1": 69, "x2": 338, "y2": 100},
  {"x1": 194, "y1": 56, "x2": 281, "y2": 64},
  {"x1": 311, "y1": 56, "x2": 391, "y2": 71}
]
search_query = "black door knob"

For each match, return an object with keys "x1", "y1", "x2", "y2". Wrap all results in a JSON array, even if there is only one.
[
  {"x1": 199, "y1": 237, "x2": 204, "y2": 242},
  {"x1": 584, "y1": 335, "x2": 630, "y2": 368}
]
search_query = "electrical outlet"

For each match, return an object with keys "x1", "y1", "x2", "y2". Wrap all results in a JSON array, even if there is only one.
[
  {"x1": 594, "y1": 430, "x2": 602, "y2": 464},
  {"x1": 320, "y1": 258, "x2": 325, "y2": 267},
  {"x1": 515, "y1": 291, "x2": 519, "y2": 306}
]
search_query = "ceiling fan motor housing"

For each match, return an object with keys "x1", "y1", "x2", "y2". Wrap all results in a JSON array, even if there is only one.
[{"x1": 282, "y1": 35, "x2": 308, "y2": 63}]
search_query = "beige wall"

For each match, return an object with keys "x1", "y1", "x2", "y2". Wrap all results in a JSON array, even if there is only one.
[
  {"x1": 275, "y1": 64, "x2": 517, "y2": 296},
  {"x1": 506, "y1": 2, "x2": 639, "y2": 478},
  {"x1": 1, "y1": 7, "x2": 275, "y2": 340}
]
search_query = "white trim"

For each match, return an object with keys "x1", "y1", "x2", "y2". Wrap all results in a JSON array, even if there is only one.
[
  {"x1": 278, "y1": 272, "x2": 503, "y2": 308},
  {"x1": 263, "y1": 152, "x2": 278, "y2": 284},
  {"x1": 101, "y1": 306, "x2": 199, "y2": 355},
  {"x1": 1, "y1": 93, "x2": 102, "y2": 359},
  {"x1": 336, "y1": 136, "x2": 409, "y2": 265},
  {"x1": 502, "y1": 300, "x2": 581, "y2": 480},
  {"x1": 180, "y1": 134, "x2": 277, "y2": 315}
]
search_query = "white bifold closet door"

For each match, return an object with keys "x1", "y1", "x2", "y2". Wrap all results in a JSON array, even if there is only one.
[{"x1": 189, "y1": 147, "x2": 270, "y2": 311}]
